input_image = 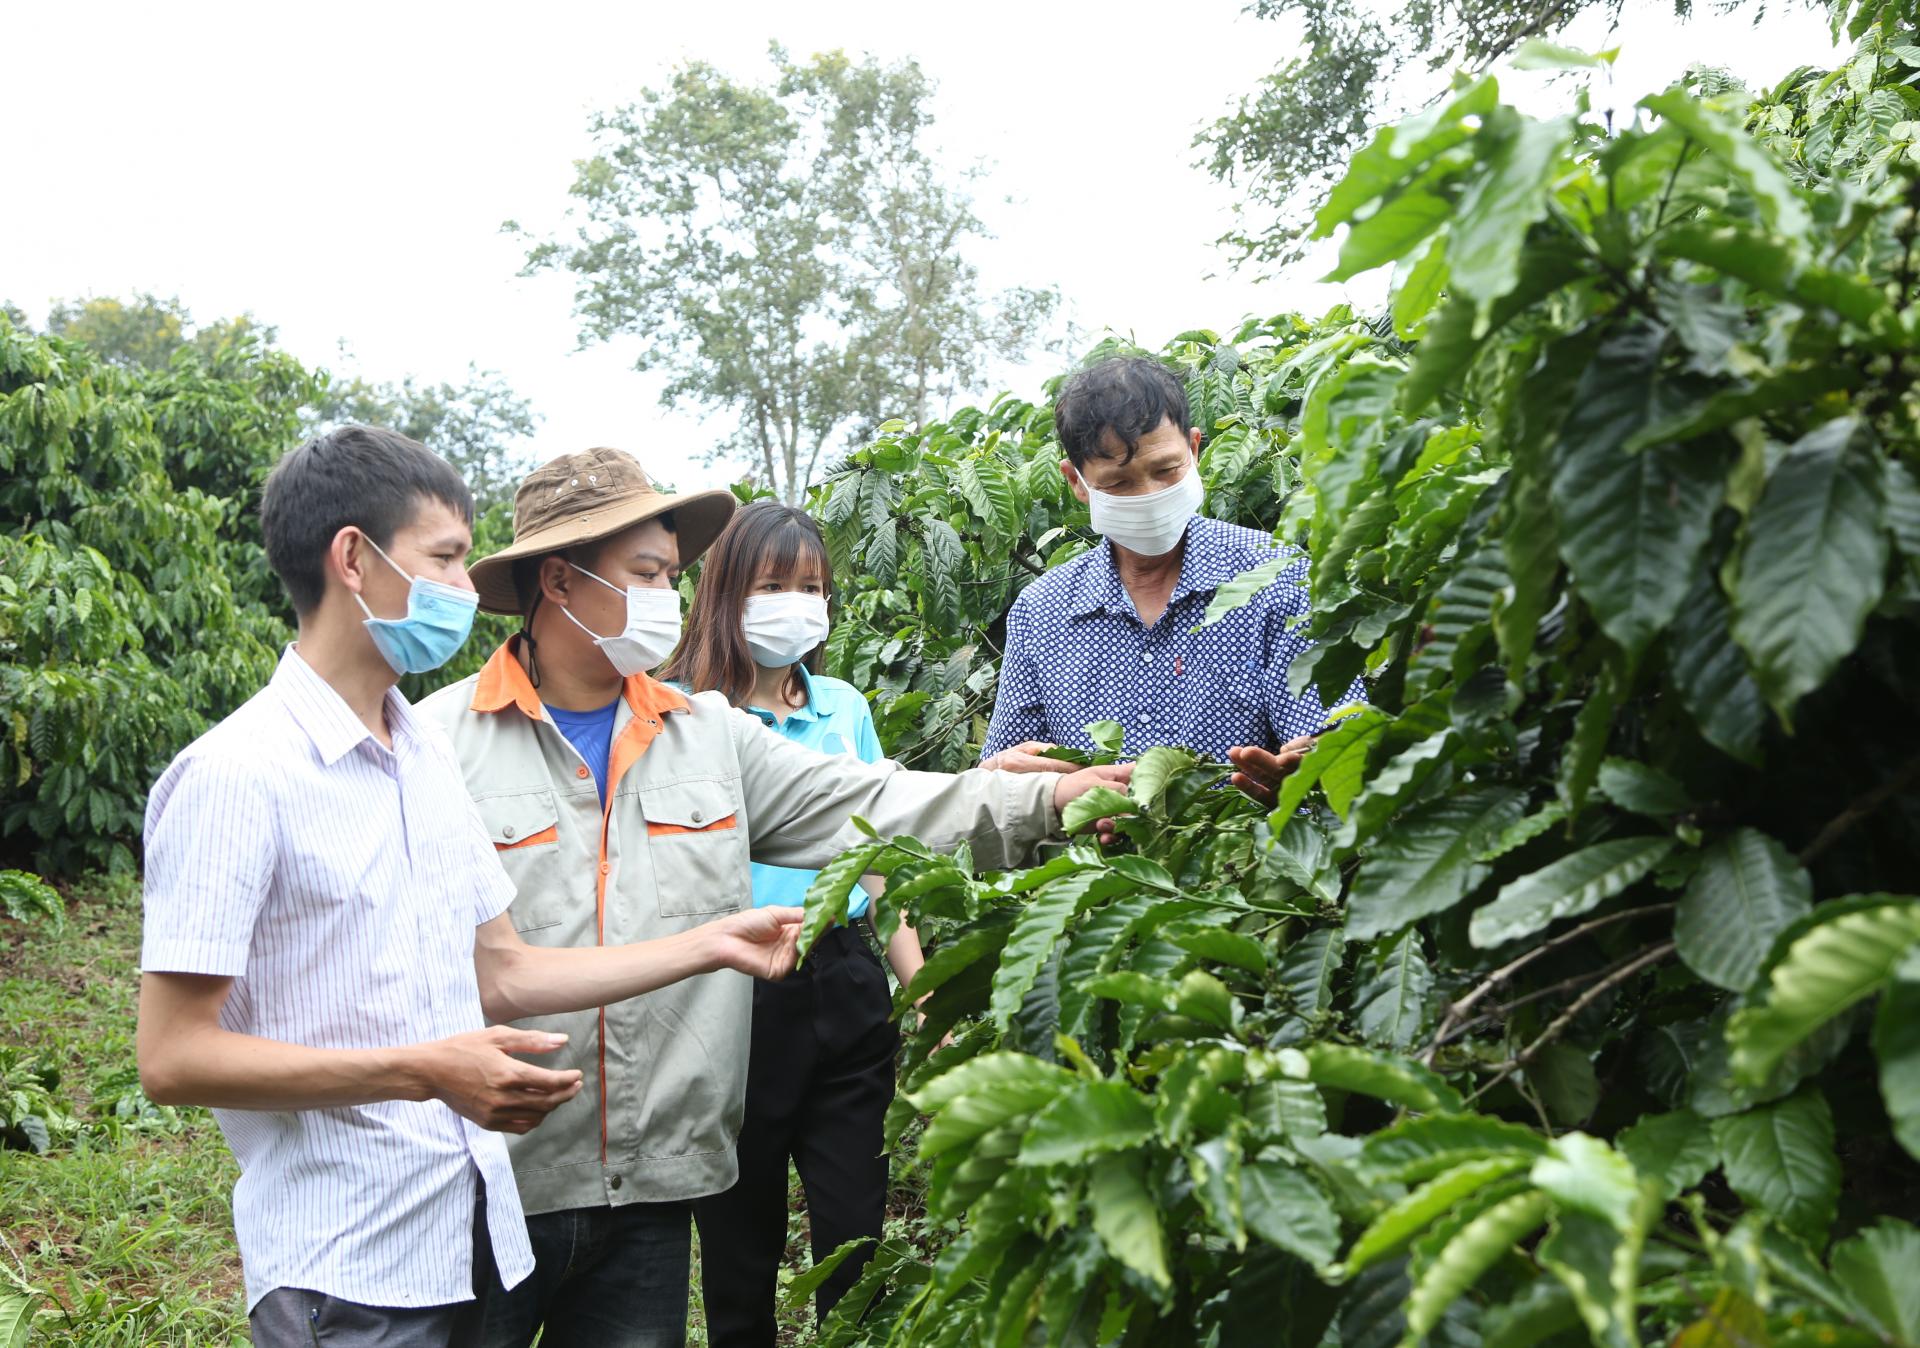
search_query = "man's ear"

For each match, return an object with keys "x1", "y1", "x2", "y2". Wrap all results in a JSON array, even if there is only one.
[
  {"x1": 1059, "y1": 459, "x2": 1090, "y2": 506},
  {"x1": 329, "y1": 526, "x2": 371, "y2": 598},
  {"x1": 1189, "y1": 428, "x2": 1204, "y2": 458},
  {"x1": 538, "y1": 554, "x2": 574, "y2": 605}
]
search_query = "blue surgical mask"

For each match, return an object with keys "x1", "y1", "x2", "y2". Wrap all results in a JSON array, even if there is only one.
[{"x1": 353, "y1": 536, "x2": 480, "y2": 675}]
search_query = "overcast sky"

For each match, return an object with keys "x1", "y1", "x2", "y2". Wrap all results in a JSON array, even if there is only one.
[{"x1": 6, "y1": 0, "x2": 1839, "y2": 491}]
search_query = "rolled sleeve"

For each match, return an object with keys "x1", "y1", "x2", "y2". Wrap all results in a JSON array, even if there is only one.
[{"x1": 140, "y1": 753, "x2": 275, "y2": 976}]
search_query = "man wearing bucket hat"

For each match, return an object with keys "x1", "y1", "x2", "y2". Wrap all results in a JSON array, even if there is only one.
[{"x1": 419, "y1": 447, "x2": 1131, "y2": 1348}]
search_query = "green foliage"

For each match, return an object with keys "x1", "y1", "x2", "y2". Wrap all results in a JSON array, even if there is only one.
[
  {"x1": 0, "y1": 885, "x2": 247, "y2": 1343},
  {"x1": 44, "y1": 293, "x2": 271, "y2": 373},
  {"x1": 802, "y1": 22, "x2": 1920, "y2": 1345},
  {"x1": 0, "y1": 315, "x2": 316, "y2": 874},
  {"x1": 0, "y1": 1049, "x2": 82, "y2": 1155},
  {"x1": 0, "y1": 870, "x2": 63, "y2": 931},
  {"x1": 1198, "y1": 7, "x2": 1645, "y2": 268},
  {"x1": 0, "y1": 304, "x2": 536, "y2": 870}
]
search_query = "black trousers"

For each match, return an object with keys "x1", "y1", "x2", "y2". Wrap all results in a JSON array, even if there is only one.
[
  {"x1": 693, "y1": 925, "x2": 900, "y2": 1347},
  {"x1": 479, "y1": 1200, "x2": 692, "y2": 1348}
]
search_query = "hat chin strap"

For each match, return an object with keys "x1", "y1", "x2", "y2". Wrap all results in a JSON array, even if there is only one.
[{"x1": 515, "y1": 628, "x2": 543, "y2": 689}]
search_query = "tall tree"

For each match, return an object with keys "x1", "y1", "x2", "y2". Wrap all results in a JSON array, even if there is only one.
[
  {"x1": 514, "y1": 46, "x2": 1060, "y2": 503},
  {"x1": 1195, "y1": 0, "x2": 1785, "y2": 268}
]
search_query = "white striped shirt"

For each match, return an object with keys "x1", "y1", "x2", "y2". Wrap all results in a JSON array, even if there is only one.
[{"x1": 141, "y1": 646, "x2": 535, "y2": 1311}]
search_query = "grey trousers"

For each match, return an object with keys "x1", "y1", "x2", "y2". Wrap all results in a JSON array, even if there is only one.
[{"x1": 249, "y1": 1193, "x2": 495, "y2": 1347}]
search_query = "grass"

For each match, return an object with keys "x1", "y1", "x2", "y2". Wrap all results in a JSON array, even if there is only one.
[
  {"x1": 2, "y1": 882, "x2": 934, "y2": 1345},
  {"x1": 1, "y1": 880, "x2": 247, "y2": 1345}
]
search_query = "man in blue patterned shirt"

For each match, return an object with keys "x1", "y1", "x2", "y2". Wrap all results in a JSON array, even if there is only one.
[{"x1": 980, "y1": 356, "x2": 1359, "y2": 803}]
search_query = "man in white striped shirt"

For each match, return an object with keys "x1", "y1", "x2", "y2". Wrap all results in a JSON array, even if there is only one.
[{"x1": 137, "y1": 427, "x2": 808, "y2": 1347}]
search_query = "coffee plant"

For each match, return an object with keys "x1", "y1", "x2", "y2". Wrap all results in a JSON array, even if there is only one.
[
  {"x1": 0, "y1": 318, "x2": 525, "y2": 877},
  {"x1": 800, "y1": 15, "x2": 1920, "y2": 1348},
  {"x1": 0, "y1": 320, "x2": 319, "y2": 875}
]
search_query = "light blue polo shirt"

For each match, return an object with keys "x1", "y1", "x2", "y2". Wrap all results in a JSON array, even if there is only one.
[{"x1": 744, "y1": 667, "x2": 886, "y2": 918}]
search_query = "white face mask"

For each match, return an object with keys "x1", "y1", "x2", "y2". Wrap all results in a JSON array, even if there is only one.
[
  {"x1": 1084, "y1": 459, "x2": 1205, "y2": 558},
  {"x1": 561, "y1": 563, "x2": 682, "y2": 676},
  {"x1": 742, "y1": 592, "x2": 830, "y2": 669}
]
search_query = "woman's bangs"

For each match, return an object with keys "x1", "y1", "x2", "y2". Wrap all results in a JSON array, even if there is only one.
[{"x1": 755, "y1": 516, "x2": 830, "y2": 589}]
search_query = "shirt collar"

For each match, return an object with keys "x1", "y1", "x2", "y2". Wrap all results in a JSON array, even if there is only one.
[
  {"x1": 273, "y1": 644, "x2": 424, "y2": 767},
  {"x1": 1064, "y1": 540, "x2": 1129, "y2": 619},
  {"x1": 1169, "y1": 517, "x2": 1246, "y2": 602},
  {"x1": 746, "y1": 664, "x2": 822, "y2": 727},
  {"x1": 469, "y1": 636, "x2": 690, "y2": 724},
  {"x1": 1065, "y1": 517, "x2": 1235, "y2": 619}
]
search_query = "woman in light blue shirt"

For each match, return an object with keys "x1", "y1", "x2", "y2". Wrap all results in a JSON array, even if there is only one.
[{"x1": 663, "y1": 501, "x2": 926, "y2": 1347}]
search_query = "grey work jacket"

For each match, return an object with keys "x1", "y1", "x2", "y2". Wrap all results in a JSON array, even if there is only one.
[{"x1": 418, "y1": 639, "x2": 1057, "y2": 1215}]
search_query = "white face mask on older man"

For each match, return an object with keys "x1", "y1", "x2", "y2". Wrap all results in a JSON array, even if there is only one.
[{"x1": 1085, "y1": 461, "x2": 1205, "y2": 558}]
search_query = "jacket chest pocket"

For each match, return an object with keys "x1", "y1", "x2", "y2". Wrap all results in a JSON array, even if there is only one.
[
  {"x1": 639, "y1": 779, "x2": 747, "y2": 917},
  {"x1": 475, "y1": 788, "x2": 566, "y2": 934}
]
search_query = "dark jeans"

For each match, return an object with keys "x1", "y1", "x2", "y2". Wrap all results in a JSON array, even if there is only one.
[
  {"x1": 479, "y1": 1199, "x2": 692, "y2": 1348},
  {"x1": 250, "y1": 1191, "x2": 494, "y2": 1347},
  {"x1": 694, "y1": 925, "x2": 900, "y2": 1348}
]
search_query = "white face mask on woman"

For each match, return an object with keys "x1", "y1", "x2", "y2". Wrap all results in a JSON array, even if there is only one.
[
  {"x1": 1084, "y1": 460, "x2": 1205, "y2": 558},
  {"x1": 560, "y1": 563, "x2": 683, "y2": 676},
  {"x1": 742, "y1": 592, "x2": 830, "y2": 669}
]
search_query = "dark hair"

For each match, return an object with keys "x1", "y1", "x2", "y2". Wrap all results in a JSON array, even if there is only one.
[
  {"x1": 662, "y1": 501, "x2": 830, "y2": 709},
  {"x1": 261, "y1": 425, "x2": 473, "y2": 615},
  {"x1": 1053, "y1": 355, "x2": 1192, "y2": 468}
]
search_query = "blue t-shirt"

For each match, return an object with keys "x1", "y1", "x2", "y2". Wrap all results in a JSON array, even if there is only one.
[
  {"x1": 545, "y1": 696, "x2": 620, "y2": 807},
  {"x1": 744, "y1": 668, "x2": 885, "y2": 918}
]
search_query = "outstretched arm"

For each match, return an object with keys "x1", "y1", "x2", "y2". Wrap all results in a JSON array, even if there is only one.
[
  {"x1": 472, "y1": 906, "x2": 804, "y2": 1024},
  {"x1": 732, "y1": 711, "x2": 1130, "y2": 874}
]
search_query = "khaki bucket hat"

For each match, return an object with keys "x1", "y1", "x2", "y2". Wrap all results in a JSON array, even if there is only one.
[{"x1": 467, "y1": 447, "x2": 737, "y2": 615}]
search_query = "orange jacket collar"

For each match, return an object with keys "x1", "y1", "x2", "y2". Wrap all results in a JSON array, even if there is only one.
[{"x1": 470, "y1": 638, "x2": 690, "y2": 724}]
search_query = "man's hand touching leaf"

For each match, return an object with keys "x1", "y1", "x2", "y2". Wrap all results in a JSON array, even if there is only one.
[
  {"x1": 980, "y1": 740, "x2": 1079, "y2": 775},
  {"x1": 1055, "y1": 764, "x2": 1135, "y2": 842},
  {"x1": 1228, "y1": 735, "x2": 1318, "y2": 805}
]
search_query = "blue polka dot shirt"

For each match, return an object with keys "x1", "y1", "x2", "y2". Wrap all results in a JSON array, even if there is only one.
[{"x1": 980, "y1": 516, "x2": 1363, "y2": 762}]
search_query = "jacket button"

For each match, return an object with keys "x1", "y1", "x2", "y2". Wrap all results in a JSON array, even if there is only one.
[
  {"x1": 503, "y1": 825, "x2": 515, "y2": 840},
  {"x1": 576, "y1": 765, "x2": 591, "y2": 779},
  {"x1": 610, "y1": 1175, "x2": 623, "y2": 1191},
  {"x1": 599, "y1": 862, "x2": 610, "y2": 876},
  {"x1": 691, "y1": 809, "x2": 704, "y2": 824}
]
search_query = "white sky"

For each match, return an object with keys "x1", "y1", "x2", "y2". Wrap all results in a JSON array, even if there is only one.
[{"x1": 5, "y1": 0, "x2": 1839, "y2": 491}]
